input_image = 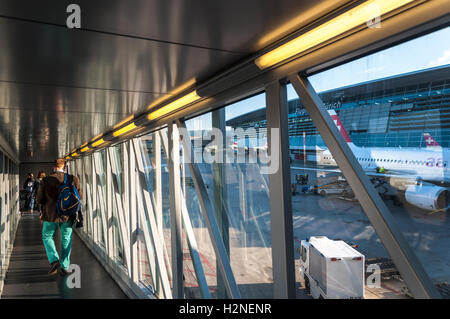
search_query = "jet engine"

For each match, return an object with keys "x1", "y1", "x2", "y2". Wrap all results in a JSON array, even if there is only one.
[{"x1": 404, "y1": 184, "x2": 447, "y2": 211}]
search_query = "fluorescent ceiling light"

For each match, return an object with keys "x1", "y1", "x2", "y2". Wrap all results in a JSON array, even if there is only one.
[
  {"x1": 113, "y1": 122, "x2": 137, "y2": 137},
  {"x1": 147, "y1": 91, "x2": 200, "y2": 121},
  {"x1": 80, "y1": 146, "x2": 90, "y2": 153},
  {"x1": 92, "y1": 138, "x2": 105, "y2": 147},
  {"x1": 255, "y1": 0, "x2": 416, "y2": 69}
]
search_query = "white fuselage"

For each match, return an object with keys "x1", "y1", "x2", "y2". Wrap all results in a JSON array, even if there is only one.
[{"x1": 320, "y1": 143, "x2": 449, "y2": 183}]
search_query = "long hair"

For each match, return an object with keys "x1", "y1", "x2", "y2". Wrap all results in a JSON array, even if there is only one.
[{"x1": 37, "y1": 171, "x2": 46, "y2": 179}]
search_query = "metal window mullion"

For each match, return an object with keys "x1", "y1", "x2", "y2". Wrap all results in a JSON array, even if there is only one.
[
  {"x1": 175, "y1": 119, "x2": 241, "y2": 299},
  {"x1": 154, "y1": 133, "x2": 163, "y2": 244},
  {"x1": 153, "y1": 132, "x2": 165, "y2": 295},
  {"x1": 86, "y1": 167, "x2": 95, "y2": 239},
  {"x1": 91, "y1": 155, "x2": 99, "y2": 243},
  {"x1": 132, "y1": 138, "x2": 172, "y2": 298},
  {"x1": 0, "y1": 154, "x2": 5, "y2": 261},
  {"x1": 123, "y1": 144, "x2": 130, "y2": 231},
  {"x1": 4, "y1": 160, "x2": 9, "y2": 250},
  {"x1": 106, "y1": 149, "x2": 115, "y2": 258},
  {"x1": 127, "y1": 140, "x2": 139, "y2": 282},
  {"x1": 168, "y1": 122, "x2": 184, "y2": 299},
  {"x1": 160, "y1": 130, "x2": 211, "y2": 298},
  {"x1": 212, "y1": 107, "x2": 229, "y2": 299},
  {"x1": 265, "y1": 80, "x2": 296, "y2": 298},
  {"x1": 81, "y1": 160, "x2": 90, "y2": 236},
  {"x1": 180, "y1": 190, "x2": 211, "y2": 298},
  {"x1": 107, "y1": 147, "x2": 131, "y2": 270},
  {"x1": 288, "y1": 73, "x2": 440, "y2": 299},
  {"x1": 93, "y1": 153, "x2": 109, "y2": 251}
]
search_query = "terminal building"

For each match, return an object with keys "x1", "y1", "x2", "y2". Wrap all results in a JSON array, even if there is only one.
[
  {"x1": 226, "y1": 65, "x2": 450, "y2": 150},
  {"x1": 0, "y1": 1, "x2": 449, "y2": 301}
]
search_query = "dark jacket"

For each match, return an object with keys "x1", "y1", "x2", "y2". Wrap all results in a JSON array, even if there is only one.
[
  {"x1": 36, "y1": 172, "x2": 82, "y2": 223},
  {"x1": 23, "y1": 178, "x2": 35, "y2": 193},
  {"x1": 33, "y1": 179, "x2": 42, "y2": 197}
]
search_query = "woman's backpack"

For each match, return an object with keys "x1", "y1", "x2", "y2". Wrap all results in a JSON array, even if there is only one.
[
  {"x1": 24, "y1": 179, "x2": 34, "y2": 193},
  {"x1": 56, "y1": 174, "x2": 81, "y2": 217}
]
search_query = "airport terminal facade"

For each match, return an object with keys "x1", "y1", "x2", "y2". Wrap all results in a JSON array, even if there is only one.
[{"x1": 227, "y1": 65, "x2": 450, "y2": 150}]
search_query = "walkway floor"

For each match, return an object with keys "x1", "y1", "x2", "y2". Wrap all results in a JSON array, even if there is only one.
[{"x1": 1, "y1": 212, "x2": 127, "y2": 299}]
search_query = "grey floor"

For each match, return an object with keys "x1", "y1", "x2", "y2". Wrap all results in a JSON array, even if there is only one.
[{"x1": 1, "y1": 212, "x2": 127, "y2": 299}]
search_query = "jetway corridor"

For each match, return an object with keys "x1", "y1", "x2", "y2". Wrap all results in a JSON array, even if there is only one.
[
  {"x1": 1, "y1": 212, "x2": 126, "y2": 299},
  {"x1": 0, "y1": 1, "x2": 449, "y2": 300}
]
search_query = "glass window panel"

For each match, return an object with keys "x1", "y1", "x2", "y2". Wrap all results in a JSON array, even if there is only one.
[
  {"x1": 288, "y1": 26, "x2": 450, "y2": 299},
  {"x1": 94, "y1": 152, "x2": 106, "y2": 247},
  {"x1": 182, "y1": 92, "x2": 273, "y2": 298},
  {"x1": 139, "y1": 129, "x2": 172, "y2": 293},
  {"x1": 110, "y1": 145, "x2": 126, "y2": 265}
]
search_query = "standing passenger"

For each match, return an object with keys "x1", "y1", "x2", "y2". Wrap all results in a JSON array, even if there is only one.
[
  {"x1": 34, "y1": 171, "x2": 46, "y2": 214},
  {"x1": 23, "y1": 173, "x2": 35, "y2": 214},
  {"x1": 36, "y1": 159, "x2": 82, "y2": 276}
]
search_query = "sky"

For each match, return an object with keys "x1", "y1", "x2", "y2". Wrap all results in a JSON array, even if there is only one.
[{"x1": 187, "y1": 26, "x2": 450, "y2": 131}]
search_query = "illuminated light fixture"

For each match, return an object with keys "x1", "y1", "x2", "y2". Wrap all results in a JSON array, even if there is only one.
[
  {"x1": 71, "y1": 152, "x2": 79, "y2": 157},
  {"x1": 92, "y1": 138, "x2": 105, "y2": 147},
  {"x1": 113, "y1": 122, "x2": 137, "y2": 137},
  {"x1": 81, "y1": 146, "x2": 90, "y2": 153},
  {"x1": 65, "y1": 156, "x2": 70, "y2": 160},
  {"x1": 147, "y1": 91, "x2": 200, "y2": 121},
  {"x1": 254, "y1": 0, "x2": 416, "y2": 69}
]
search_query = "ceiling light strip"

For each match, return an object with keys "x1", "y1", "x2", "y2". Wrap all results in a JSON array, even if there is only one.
[{"x1": 254, "y1": 0, "x2": 416, "y2": 69}]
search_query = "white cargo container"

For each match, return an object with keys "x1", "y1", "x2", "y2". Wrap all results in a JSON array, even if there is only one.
[{"x1": 299, "y1": 236, "x2": 365, "y2": 299}]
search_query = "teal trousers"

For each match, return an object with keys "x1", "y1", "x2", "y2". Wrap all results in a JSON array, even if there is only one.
[{"x1": 42, "y1": 221, "x2": 73, "y2": 270}]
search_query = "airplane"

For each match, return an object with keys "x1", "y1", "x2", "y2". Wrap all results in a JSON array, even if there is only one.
[
  {"x1": 424, "y1": 133, "x2": 441, "y2": 149},
  {"x1": 291, "y1": 110, "x2": 449, "y2": 211}
]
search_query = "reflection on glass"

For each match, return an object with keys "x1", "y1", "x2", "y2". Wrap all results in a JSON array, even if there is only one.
[
  {"x1": 182, "y1": 92, "x2": 273, "y2": 298},
  {"x1": 94, "y1": 152, "x2": 106, "y2": 246},
  {"x1": 110, "y1": 145, "x2": 125, "y2": 265},
  {"x1": 139, "y1": 129, "x2": 172, "y2": 291}
]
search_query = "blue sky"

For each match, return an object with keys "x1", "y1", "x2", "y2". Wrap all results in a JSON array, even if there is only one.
[{"x1": 187, "y1": 26, "x2": 450, "y2": 131}]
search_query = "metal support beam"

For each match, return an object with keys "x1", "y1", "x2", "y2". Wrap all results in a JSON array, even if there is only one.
[
  {"x1": 91, "y1": 156, "x2": 99, "y2": 243},
  {"x1": 288, "y1": 73, "x2": 441, "y2": 299},
  {"x1": 84, "y1": 159, "x2": 95, "y2": 239},
  {"x1": 176, "y1": 119, "x2": 241, "y2": 299},
  {"x1": 107, "y1": 147, "x2": 131, "y2": 270},
  {"x1": 132, "y1": 138, "x2": 172, "y2": 299},
  {"x1": 168, "y1": 122, "x2": 184, "y2": 298},
  {"x1": 106, "y1": 150, "x2": 115, "y2": 258},
  {"x1": 265, "y1": 80, "x2": 296, "y2": 299},
  {"x1": 127, "y1": 140, "x2": 139, "y2": 282},
  {"x1": 212, "y1": 108, "x2": 230, "y2": 298},
  {"x1": 180, "y1": 193, "x2": 212, "y2": 298},
  {"x1": 93, "y1": 153, "x2": 109, "y2": 251}
]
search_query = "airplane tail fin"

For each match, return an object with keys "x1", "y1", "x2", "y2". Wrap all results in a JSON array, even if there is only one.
[
  {"x1": 424, "y1": 133, "x2": 441, "y2": 148},
  {"x1": 328, "y1": 110, "x2": 354, "y2": 145}
]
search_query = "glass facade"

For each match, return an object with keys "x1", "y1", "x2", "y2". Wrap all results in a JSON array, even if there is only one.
[
  {"x1": 0, "y1": 150, "x2": 20, "y2": 289},
  {"x1": 57, "y1": 24, "x2": 449, "y2": 300}
]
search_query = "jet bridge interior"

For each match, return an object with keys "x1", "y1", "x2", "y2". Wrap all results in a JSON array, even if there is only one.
[{"x1": 0, "y1": 0, "x2": 449, "y2": 299}]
